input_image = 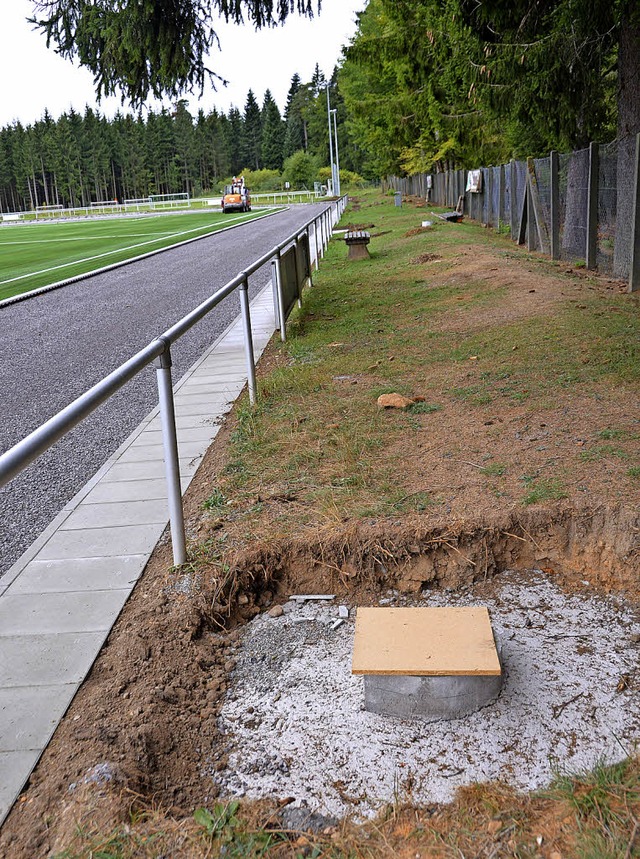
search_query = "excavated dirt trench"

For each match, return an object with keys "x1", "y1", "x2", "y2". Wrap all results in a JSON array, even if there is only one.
[{"x1": 1, "y1": 499, "x2": 638, "y2": 857}]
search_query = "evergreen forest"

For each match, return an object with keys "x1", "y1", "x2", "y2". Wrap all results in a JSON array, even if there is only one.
[
  {"x1": 0, "y1": 65, "x2": 360, "y2": 213},
  {"x1": 2, "y1": 0, "x2": 638, "y2": 212}
]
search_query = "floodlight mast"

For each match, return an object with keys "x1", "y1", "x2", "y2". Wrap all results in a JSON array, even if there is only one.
[
  {"x1": 331, "y1": 108, "x2": 341, "y2": 197},
  {"x1": 324, "y1": 82, "x2": 337, "y2": 197}
]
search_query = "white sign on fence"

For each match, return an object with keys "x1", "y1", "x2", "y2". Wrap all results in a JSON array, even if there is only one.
[{"x1": 466, "y1": 169, "x2": 482, "y2": 193}]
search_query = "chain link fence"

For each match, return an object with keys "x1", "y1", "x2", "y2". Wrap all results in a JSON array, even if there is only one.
[
  {"x1": 385, "y1": 135, "x2": 639, "y2": 289},
  {"x1": 597, "y1": 141, "x2": 618, "y2": 273},
  {"x1": 559, "y1": 148, "x2": 589, "y2": 262}
]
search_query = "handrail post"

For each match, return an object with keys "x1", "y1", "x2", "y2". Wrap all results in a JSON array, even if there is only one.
[
  {"x1": 313, "y1": 217, "x2": 321, "y2": 269},
  {"x1": 239, "y1": 275, "x2": 257, "y2": 405},
  {"x1": 155, "y1": 342, "x2": 187, "y2": 566},
  {"x1": 293, "y1": 238, "x2": 303, "y2": 309},
  {"x1": 304, "y1": 229, "x2": 314, "y2": 288},
  {"x1": 272, "y1": 252, "x2": 286, "y2": 342}
]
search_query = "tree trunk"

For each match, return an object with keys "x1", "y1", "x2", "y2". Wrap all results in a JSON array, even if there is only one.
[
  {"x1": 40, "y1": 158, "x2": 50, "y2": 206},
  {"x1": 613, "y1": 4, "x2": 640, "y2": 278}
]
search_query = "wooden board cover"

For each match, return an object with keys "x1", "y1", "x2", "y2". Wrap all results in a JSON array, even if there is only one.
[{"x1": 352, "y1": 607, "x2": 501, "y2": 676}]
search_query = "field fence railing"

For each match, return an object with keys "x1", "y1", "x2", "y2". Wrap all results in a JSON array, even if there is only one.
[
  {"x1": 0, "y1": 195, "x2": 348, "y2": 567},
  {"x1": 385, "y1": 132, "x2": 640, "y2": 292}
]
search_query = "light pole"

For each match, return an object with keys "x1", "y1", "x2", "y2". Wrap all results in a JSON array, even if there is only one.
[
  {"x1": 331, "y1": 108, "x2": 341, "y2": 197},
  {"x1": 325, "y1": 82, "x2": 336, "y2": 196}
]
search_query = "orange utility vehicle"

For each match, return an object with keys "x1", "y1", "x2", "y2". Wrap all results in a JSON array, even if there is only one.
[{"x1": 221, "y1": 176, "x2": 251, "y2": 213}]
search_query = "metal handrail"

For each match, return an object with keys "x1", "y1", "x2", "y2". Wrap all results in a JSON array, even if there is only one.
[{"x1": 0, "y1": 195, "x2": 348, "y2": 565}]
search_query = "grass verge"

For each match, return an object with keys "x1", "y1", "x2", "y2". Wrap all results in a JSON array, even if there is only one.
[{"x1": 51, "y1": 757, "x2": 640, "y2": 857}]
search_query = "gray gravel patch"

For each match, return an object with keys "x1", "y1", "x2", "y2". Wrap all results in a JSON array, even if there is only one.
[
  {"x1": 0, "y1": 205, "x2": 327, "y2": 578},
  {"x1": 213, "y1": 570, "x2": 640, "y2": 820}
]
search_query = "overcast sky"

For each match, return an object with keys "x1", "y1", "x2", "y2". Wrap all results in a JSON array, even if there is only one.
[{"x1": 0, "y1": 0, "x2": 365, "y2": 127}]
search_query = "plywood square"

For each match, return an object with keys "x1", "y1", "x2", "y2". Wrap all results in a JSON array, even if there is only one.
[{"x1": 352, "y1": 607, "x2": 501, "y2": 676}]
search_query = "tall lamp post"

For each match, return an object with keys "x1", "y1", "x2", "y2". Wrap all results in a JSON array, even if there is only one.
[
  {"x1": 325, "y1": 82, "x2": 337, "y2": 196},
  {"x1": 331, "y1": 108, "x2": 341, "y2": 197}
]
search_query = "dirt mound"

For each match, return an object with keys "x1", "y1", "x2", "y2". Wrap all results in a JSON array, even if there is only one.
[{"x1": 411, "y1": 250, "x2": 440, "y2": 261}]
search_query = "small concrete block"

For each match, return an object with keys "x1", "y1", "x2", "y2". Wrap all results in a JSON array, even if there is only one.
[
  {"x1": 290, "y1": 594, "x2": 336, "y2": 602},
  {"x1": 353, "y1": 607, "x2": 503, "y2": 721},
  {"x1": 0, "y1": 631, "x2": 106, "y2": 686},
  {"x1": 338, "y1": 605, "x2": 349, "y2": 618},
  {"x1": 363, "y1": 672, "x2": 503, "y2": 721},
  {"x1": 331, "y1": 619, "x2": 345, "y2": 631},
  {"x1": 0, "y1": 685, "x2": 76, "y2": 751},
  {"x1": 0, "y1": 749, "x2": 42, "y2": 826}
]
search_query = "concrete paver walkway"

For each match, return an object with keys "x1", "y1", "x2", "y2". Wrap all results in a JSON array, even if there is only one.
[{"x1": 0, "y1": 283, "x2": 277, "y2": 825}]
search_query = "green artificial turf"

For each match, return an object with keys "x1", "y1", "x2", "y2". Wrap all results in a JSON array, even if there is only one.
[{"x1": 0, "y1": 208, "x2": 279, "y2": 301}]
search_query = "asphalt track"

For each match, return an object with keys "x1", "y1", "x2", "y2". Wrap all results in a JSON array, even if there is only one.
[{"x1": 0, "y1": 203, "x2": 327, "y2": 578}]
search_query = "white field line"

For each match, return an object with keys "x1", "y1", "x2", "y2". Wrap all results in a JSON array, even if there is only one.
[
  {"x1": 0, "y1": 233, "x2": 178, "y2": 244},
  {"x1": 0, "y1": 210, "x2": 277, "y2": 286}
]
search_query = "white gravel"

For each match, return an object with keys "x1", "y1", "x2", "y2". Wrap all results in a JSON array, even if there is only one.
[{"x1": 214, "y1": 570, "x2": 640, "y2": 819}]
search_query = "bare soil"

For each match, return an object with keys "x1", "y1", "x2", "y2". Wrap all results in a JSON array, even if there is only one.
[{"x1": 1, "y1": 213, "x2": 639, "y2": 858}]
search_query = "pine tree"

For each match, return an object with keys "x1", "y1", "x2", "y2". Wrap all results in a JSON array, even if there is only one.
[
  {"x1": 310, "y1": 63, "x2": 325, "y2": 95},
  {"x1": 283, "y1": 73, "x2": 306, "y2": 158},
  {"x1": 173, "y1": 99, "x2": 195, "y2": 195},
  {"x1": 227, "y1": 107, "x2": 244, "y2": 175},
  {"x1": 33, "y1": 1, "x2": 320, "y2": 105},
  {"x1": 52, "y1": 112, "x2": 83, "y2": 207},
  {"x1": 260, "y1": 90, "x2": 285, "y2": 170},
  {"x1": 241, "y1": 90, "x2": 263, "y2": 171}
]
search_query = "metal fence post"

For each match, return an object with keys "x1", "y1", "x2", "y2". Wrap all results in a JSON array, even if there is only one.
[
  {"x1": 630, "y1": 133, "x2": 640, "y2": 293},
  {"x1": 155, "y1": 343, "x2": 187, "y2": 566},
  {"x1": 586, "y1": 141, "x2": 599, "y2": 270},
  {"x1": 486, "y1": 167, "x2": 493, "y2": 227},
  {"x1": 550, "y1": 150, "x2": 560, "y2": 260},
  {"x1": 238, "y1": 275, "x2": 257, "y2": 405}
]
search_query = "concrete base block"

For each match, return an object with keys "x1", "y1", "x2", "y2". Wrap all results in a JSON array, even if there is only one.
[
  {"x1": 364, "y1": 671, "x2": 503, "y2": 721},
  {"x1": 347, "y1": 243, "x2": 370, "y2": 261}
]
